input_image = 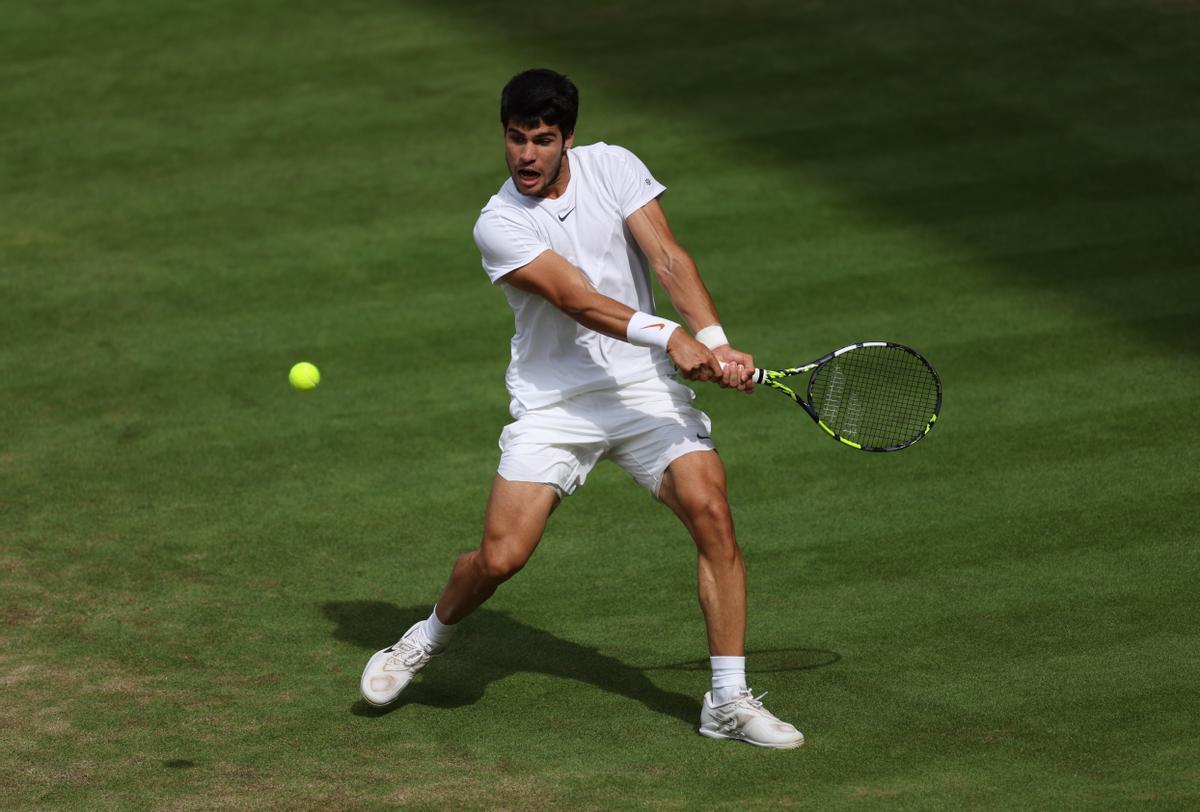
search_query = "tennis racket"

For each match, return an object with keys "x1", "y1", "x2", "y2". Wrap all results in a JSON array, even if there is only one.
[{"x1": 725, "y1": 341, "x2": 941, "y2": 452}]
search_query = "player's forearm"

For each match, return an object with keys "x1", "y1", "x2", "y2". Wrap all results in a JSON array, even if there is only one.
[
  {"x1": 559, "y1": 289, "x2": 638, "y2": 341},
  {"x1": 655, "y1": 248, "x2": 721, "y2": 335},
  {"x1": 504, "y1": 256, "x2": 638, "y2": 340},
  {"x1": 557, "y1": 268, "x2": 720, "y2": 379},
  {"x1": 503, "y1": 250, "x2": 693, "y2": 345}
]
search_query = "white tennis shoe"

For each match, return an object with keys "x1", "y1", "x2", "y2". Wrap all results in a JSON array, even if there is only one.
[
  {"x1": 698, "y1": 690, "x2": 805, "y2": 749},
  {"x1": 360, "y1": 622, "x2": 443, "y2": 706}
]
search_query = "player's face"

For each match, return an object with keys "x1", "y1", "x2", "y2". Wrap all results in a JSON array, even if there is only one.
[{"x1": 504, "y1": 120, "x2": 574, "y2": 198}]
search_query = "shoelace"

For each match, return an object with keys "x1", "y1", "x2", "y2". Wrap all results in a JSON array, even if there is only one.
[
  {"x1": 729, "y1": 691, "x2": 779, "y2": 720},
  {"x1": 387, "y1": 638, "x2": 435, "y2": 668},
  {"x1": 728, "y1": 690, "x2": 767, "y2": 708}
]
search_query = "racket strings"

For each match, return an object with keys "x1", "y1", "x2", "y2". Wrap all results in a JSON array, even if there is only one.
[{"x1": 810, "y1": 346, "x2": 939, "y2": 449}]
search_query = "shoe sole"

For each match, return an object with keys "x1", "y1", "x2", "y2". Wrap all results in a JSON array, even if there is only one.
[{"x1": 698, "y1": 727, "x2": 805, "y2": 749}]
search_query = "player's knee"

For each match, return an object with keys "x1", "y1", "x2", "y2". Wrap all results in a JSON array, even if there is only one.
[
  {"x1": 685, "y1": 492, "x2": 740, "y2": 559},
  {"x1": 477, "y1": 542, "x2": 529, "y2": 582},
  {"x1": 685, "y1": 490, "x2": 733, "y2": 531}
]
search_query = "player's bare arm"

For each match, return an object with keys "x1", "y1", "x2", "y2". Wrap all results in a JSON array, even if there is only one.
[
  {"x1": 626, "y1": 200, "x2": 755, "y2": 391},
  {"x1": 502, "y1": 250, "x2": 721, "y2": 382}
]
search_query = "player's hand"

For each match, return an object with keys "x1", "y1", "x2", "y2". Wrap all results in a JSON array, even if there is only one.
[
  {"x1": 714, "y1": 346, "x2": 756, "y2": 393},
  {"x1": 667, "y1": 331, "x2": 721, "y2": 382}
]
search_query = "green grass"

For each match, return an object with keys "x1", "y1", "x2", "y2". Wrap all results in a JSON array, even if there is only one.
[{"x1": 3, "y1": 0, "x2": 1199, "y2": 807}]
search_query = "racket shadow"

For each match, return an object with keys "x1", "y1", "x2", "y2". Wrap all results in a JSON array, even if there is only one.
[
  {"x1": 323, "y1": 601, "x2": 698, "y2": 724},
  {"x1": 644, "y1": 648, "x2": 841, "y2": 674}
]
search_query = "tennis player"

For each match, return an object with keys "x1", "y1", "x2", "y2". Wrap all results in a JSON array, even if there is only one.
[{"x1": 361, "y1": 69, "x2": 803, "y2": 749}]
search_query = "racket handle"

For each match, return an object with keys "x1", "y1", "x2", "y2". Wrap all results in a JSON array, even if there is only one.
[{"x1": 718, "y1": 361, "x2": 766, "y2": 384}]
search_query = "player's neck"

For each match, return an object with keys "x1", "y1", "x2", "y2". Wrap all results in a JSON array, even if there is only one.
[{"x1": 539, "y1": 153, "x2": 571, "y2": 200}]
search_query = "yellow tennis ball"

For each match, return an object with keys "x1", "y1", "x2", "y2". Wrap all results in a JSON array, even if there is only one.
[{"x1": 289, "y1": 362, "x2": 320, "y2": 391}]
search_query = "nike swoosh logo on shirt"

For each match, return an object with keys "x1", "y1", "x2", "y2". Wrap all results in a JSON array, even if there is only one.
[{"x1": 558, "y1": 207, "x2": 576, "y2": 221}]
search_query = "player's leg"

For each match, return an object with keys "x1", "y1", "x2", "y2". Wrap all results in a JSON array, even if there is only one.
[
  {"x1": 658, "y1": 451, "x2": 804, "y2": 748},
  {"x1": 657, "y1": 450, "x2": 746, "y2": 658},
  {"x1": 434, "y1": 475, "x2": 560, "y2": 623},
  {"x1": 608, "y1": 377, "x2": 804, "y2": 749},
  {"x1": 359, "y1": 476, "x2": 558, "y2": 706},
  {"x1": 604, "y1": 380, "x2": 747, "y2": 664}
]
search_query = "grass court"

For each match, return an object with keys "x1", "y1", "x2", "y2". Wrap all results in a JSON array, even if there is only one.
[{"x1": 3, "y1": 0, "x2": 1199, "y2": 807}]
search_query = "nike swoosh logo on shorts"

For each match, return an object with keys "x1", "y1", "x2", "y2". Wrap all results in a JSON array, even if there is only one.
[{"x1": 696, "y1": 433, "x2": 711, "y2": 440}]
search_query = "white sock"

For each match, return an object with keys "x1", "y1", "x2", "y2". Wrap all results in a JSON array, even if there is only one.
[
  {"x1": 417, "y1": 605, "x2": 457, "y2": 649},
  {"x1": 710, "y1": 655, "x2": 747, "y2": 704}
]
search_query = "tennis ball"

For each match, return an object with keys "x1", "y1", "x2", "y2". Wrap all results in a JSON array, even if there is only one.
[{"x1": 289, "y1": 362, "x2": 320, "y2": 391}]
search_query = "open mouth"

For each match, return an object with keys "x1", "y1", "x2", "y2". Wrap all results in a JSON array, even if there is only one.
[{"x1": 516, "y1": 168, "x2": 540, "y2": 186}]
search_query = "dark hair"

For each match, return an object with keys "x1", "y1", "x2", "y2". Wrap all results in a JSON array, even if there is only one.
[{"x1": 500, "y1": 69, "x2": 579, "y2": 135}]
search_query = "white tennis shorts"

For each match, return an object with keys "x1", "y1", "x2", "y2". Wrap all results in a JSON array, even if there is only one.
[{"x1": 497, "y1": 376, "x2": 716, "y2": 498}]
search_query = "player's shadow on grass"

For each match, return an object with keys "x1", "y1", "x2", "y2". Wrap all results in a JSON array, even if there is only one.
[{"x1": 324, "y1": 601, "x2": 701, "y2": 723}]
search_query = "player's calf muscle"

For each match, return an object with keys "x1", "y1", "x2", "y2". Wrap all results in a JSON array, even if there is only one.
[{"x1": 698, "y1": 533, "x2": 742, "y2": 570}]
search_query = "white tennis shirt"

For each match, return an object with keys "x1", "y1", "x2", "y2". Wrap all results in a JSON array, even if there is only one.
[{"x1": 473, "y1": 142, "x2": 673, "y2": 412}]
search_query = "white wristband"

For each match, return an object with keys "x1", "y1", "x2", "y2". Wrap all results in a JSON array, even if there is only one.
[
  {"x1": 626, "y1": 311, "x2": 680, "y2": 350},
  {"x1": 695, "y1": 324, "x2": 729, "y2": 350}
]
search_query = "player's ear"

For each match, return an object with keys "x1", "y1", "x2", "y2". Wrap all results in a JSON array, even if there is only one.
[{"x1": 563, "y1": 130, "x2": 575, "y2": 151}]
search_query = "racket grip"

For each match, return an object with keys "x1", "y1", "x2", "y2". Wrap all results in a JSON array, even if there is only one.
[{"x1": 718, "y1": 361, "x2": 766, "y2": 384}]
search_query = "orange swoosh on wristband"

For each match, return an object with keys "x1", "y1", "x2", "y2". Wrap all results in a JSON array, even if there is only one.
[{"x1": 644, "y1": 323, "x2": 666, "y2": 330}]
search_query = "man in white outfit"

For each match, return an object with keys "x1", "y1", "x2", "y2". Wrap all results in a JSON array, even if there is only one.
[{"x1": 361, "y1": 69, "x2": 804, "y2": 749}]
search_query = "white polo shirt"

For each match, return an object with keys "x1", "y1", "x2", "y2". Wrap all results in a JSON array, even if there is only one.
[{"x1": 473, "y1": 142, "x2": 672, "y2": 412}]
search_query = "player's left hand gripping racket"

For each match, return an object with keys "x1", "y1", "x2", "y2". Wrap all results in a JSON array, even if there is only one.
[{"x1": 725, "y1": 341, "x2": 941, "y2": 452}]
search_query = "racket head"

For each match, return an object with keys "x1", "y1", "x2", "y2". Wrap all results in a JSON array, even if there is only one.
[{"x1": 806, "y1": 342, "x2": 941, "y2": 452}]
